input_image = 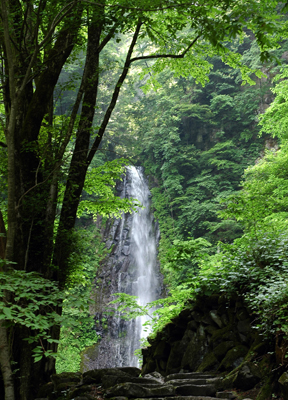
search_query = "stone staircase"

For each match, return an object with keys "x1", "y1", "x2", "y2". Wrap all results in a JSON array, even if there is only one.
[
  {"x1": 36, "y1": 367, "x2": 245, "y2": 399},
  {"x1": 103, "y1": 370, "x2": 231, "y2": 399}
]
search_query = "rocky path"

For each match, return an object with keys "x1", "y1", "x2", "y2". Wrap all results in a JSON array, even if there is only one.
[{"x1": 36, "y1": 367, "x2": 251, "y2": 400}]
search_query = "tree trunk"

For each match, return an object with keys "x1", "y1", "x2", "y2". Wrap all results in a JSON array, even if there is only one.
[{"x1": 0, "y1": 324, "x2": 14, "y2": 400}]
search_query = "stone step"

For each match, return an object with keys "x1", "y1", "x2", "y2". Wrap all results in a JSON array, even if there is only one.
[
  {"x1": 216, "y1": 392, "x2": 237, "y2": 399},
  {"x1": 166, "y1": 378, "x2": 222, "y2": 387},
  {"x1": 105, "y1": 382, "x2": 176, "y2": 398},
  {"x1": 175, "y1": 384, "x2": 217, "y2": 397},
  {"x1": 131, "y1": 397, "x2": 219, "y2": 400},
  {"x1": 102, "y1": 375, "x2": 161, "y2": 389},
  {"x1": 167, "y1": 379, "x2": 209, "y2": 386},
  {"x1": 165, "y1": 373, "x2": 216, "y2": 382}
]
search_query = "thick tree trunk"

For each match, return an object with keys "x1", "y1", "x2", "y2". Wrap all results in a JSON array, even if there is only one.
[
  {"x1": 0, "y1": 210, "x2": 6, "y2": 260},
  {"x1": 54, "y1": 10, "x2": 103, "y2": 285},
  {"x1": 2, "y1": 22, "x2": 82, "y2": 400},
  {"x1": 0, "y1": 324, "x2": 14, "y2": 400}
]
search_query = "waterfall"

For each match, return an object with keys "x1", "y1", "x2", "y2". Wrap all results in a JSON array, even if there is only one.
[
  {"x1": 82, "y1": 166, "x2": 162, "y2": 371},
  {"x1": 126, "y1": 166, "x2": 158, "y2": 366}
]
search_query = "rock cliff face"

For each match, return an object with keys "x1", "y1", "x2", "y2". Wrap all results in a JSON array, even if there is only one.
[
  {"x1": 82, "y1": 167, "x2": 163, "y2": 371},
  {"x1": 141, "y1": 293, "x2": 281, "y2": 398}
]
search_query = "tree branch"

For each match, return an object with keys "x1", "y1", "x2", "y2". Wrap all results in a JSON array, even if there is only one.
[
  {"x1": 87, "y1": 21, "x2": 143, "y2": 164},
  {"x1": 130, "y1": 35, "x2": 200, "y2": 63},
  {"x1": 79, "y1": 0, "x2": 199, "y2": 13}
]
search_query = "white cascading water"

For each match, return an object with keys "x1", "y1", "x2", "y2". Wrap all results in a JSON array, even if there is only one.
[
  {"x1": 82, "y1": 166, "x2": 161, "y2": 371},
  {"x1": 126, "y1": 166, "x2": 159, "y2": 366}
]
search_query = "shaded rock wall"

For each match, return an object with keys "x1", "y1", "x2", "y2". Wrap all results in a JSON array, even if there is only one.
[{"x1": 141, "y1": 293, "x2": 278, "y2": 396}]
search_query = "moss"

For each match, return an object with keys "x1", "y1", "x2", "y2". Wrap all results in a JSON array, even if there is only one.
[
  {"x1": 142, "y1": 359, "x2": 156, "y2": 375},
  {"x1": 218, "y1": 345, "x2": 249, "y2": 371},
  {"x1": 210, "y1": 323, "x2": 233, "y2": 344},
  {"x1": 255, "y1": 377, "x2": 275, "y2": 400},
  {"x1": 80, "y1": 343, "x2": 99, "y2": 372},
  {"x1": 214, "y1": 341, "x2": 234, "y2": 359},
  {"x1": 153, "y1": 340, "x2": 170, "y2": 360},
  {"x1": 196, "y1": 351, "x2": 219, "y2": 372}
]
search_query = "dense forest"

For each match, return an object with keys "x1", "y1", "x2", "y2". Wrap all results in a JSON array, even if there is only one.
[{"x1": 1, "y1": 1, "x2": 288, "y2": 399}]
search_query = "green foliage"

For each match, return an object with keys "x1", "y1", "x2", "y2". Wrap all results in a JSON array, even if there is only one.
[
  {"x1": 195, "y1": 232, "x2": 288, "y2": 338},
  {"x1": 0, "y1": 264, "x2": 64, "y2": 361},
  {"x1": 56, "y1": 310, "x2": 99, "y2": 373},
  {"x1": 161, "y1": 237, "x2": 211, "y2": 287},
  {"x1": 128, "y1": 37, "x2": 273, "y2": 254},
  {"x1": 220, "y1": 140, "x2": 288, "y2": 235},
  {"x1": 110, "y1": 284, "x2": 193, "y2": 346},
  {"x1": 259, "y1": 66, "x2": 288, "y2": 139},
  {"x1": 78, "y1": 158, "x2": 140, "y2": 219},
  {"x1": 56, "y1": 222, "x2": 108, "y2": 372}
]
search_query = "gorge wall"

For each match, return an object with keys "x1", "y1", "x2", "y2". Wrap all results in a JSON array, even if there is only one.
[
  {"x1": 81, "y1": 166, "x2": 164, "y2": 371},
  {"x1": 141, "y1": 293, "x2": 288, "y2": 399}
]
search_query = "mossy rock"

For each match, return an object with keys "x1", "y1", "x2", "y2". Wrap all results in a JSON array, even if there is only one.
[
  {"x1": 180, "y1": 332, "x2": 209, "y2": 371},
  {"x1": 55, "y1": 381, "x2": 79, "y2": 392},
  {"x1": 210, "y1": 323, "x2": 234, "y2": 345},
  {"x1": 51, "y1": 372, "x2": 82, "y2": 387},
  {"x1": 214, "y1": 341, "x2": 234, "y2": 359},
  {"x1": 166, "y1": 340, "x2": 187, "y2": 373},
  {"x1": 153, "y1": 340, "x2": 170, "y2": 360},
  {"x1": 36, "y1": 381, "x2": 54, "y2": 398},
  {"x1": 67, "y1": 384, "x2": 96, "y2": 399},
  {"x1": 235, "y1": 308, "x2": 250, "y2": 321},
  {"x1": 186, "y1": 320, "x2": 198, "y2": 332},
  {"x1": 142, "y1": 359, "x2": 157, "y2": 375},
  {"x1": 218, "y1": 345, "x2": 249, "y2": 371},
  {"x1": 196, "y1": 351, "x2": 219, "y2": 372},
  {"x1": 204, "y1": 324, "x2": 219, "y2": 335},
  {"x1": 256, "y1": 376, "x2": 275, "y2": 400}
]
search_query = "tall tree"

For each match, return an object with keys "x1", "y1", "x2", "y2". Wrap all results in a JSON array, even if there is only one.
[{"x1": 0, "y1": 0, "x2": 285, "y2": 399}]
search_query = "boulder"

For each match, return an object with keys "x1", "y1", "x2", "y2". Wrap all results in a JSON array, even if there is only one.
[
  {"x1": 51, "y1": 371, "x2": 82, "y2": 390},
  {"x1": 36, "y1": 382, "x2": 54, "y2": 398},
  {"x1": 197, "y1": 352, "x2": 219, "y2": 372},
  {"x1": 278, "y1": 371, "x2": 288, "y2": 398},
  {"x1": 218, "y1": 345, "x2": 249, "y2": 371},
  {"x1": 83, "y1": 367, "x2": 137, "y2": 385},
  {"x1": 213, "y1": 341, "x2": 234, "y2": 359},
  {"x1": 233, "y1": 363, "x2": 261, "y2": 391}
]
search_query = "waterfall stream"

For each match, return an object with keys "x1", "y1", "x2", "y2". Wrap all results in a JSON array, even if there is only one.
[
  {"x1": 82, "y1": 166, "x2": 162, "y2": 371},
  {"x1": 126, "y1": 166, "x2": 158, "y2": 366}
]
